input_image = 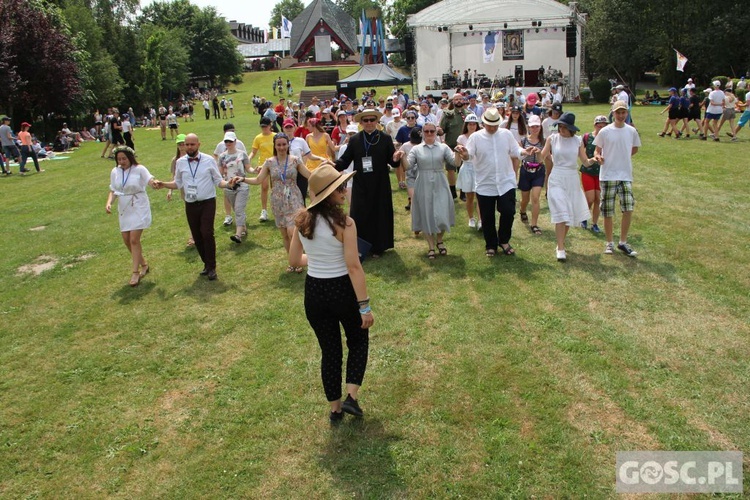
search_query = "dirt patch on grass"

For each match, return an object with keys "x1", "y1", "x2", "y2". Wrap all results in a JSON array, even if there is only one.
[
  {"x1": 63, "y1": 252, "x2": 96, "y2": 269},
  {"x1": 566, "y1": 372, "x2": 659, "y2": 449},
  {"x1": 16, "y1": 255, "x2": 59, "y2": 276}
]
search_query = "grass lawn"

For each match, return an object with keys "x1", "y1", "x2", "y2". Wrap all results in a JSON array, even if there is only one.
[{"x1": 1, "y1": 66, "x2": 748, "y2": 498}]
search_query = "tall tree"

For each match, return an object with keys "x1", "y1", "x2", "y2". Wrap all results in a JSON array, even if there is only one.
[
  {"x1": 189, "y1": 7, "x2": 243, "y2": 87},
  {"x1": 0, "y1": 0, "x2": 84, "y2": 117},
  {"x1": 335, "y1": 0, "x2": 382, "y2": 25},
  {"x1": 584, "y1": 0, "x2": 660, "y2": 91},
  {"x1": 269, "y1": 0, "x2": 304, "y2": 30},
  {"x1": 384, "y1": 0, "x2": 437, "y2": 38}
]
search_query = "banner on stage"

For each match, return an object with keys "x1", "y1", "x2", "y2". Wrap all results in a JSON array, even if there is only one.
[
  {"x1": 503, "y1": 30, "x2": 524, "y2": 60},
  {"x1": 483, "y1": 31, "x2": 499, "y2": 63}
]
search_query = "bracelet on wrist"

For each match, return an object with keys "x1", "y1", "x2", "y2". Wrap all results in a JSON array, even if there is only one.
[
  {"x1": 359, "y1": 305, "x2": 372, "y2": 315},
  {"x1": 357, "y1": 297, "x2": 370, "y2": 306}
]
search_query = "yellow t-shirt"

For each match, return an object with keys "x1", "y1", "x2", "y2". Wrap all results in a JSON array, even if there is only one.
[
  {"x1": 252, "y1": 132, "x2": 274, "y2": 165},
  {"x1": 305, "y1": 133, "x2": 331, "y2": 171}
]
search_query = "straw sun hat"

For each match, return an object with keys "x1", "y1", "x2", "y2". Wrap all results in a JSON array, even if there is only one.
[{"x1": 307, "y1": 164, "x2": 356, "y2": 209}]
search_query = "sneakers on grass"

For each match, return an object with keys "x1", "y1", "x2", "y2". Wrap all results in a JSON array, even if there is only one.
[
  {"x1": 591, "y1": 224, "x2": 601, "y2": 234},
  {"x1": 617, "y1": 242, "x2": 638, "y2": 257},
  {"x1": 223, "y1": 215, "x2": 233, "y2": 226},
  {"x1": 604, "y1": 242, "x2": 615, "y2": 254},
  {"x1": 259, "y1": 209, "x2": 268, "y2": 222},
  {"x1": 468, "y1": 217, "x2": 476, "y2": 228}
]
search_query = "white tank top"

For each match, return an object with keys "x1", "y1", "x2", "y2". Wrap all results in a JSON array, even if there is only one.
[{"x1": 299, "y1": 217, "x2": 348, "y2": 279}]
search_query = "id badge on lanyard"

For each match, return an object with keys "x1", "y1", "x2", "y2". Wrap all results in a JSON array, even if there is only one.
[
  {"x1": 362, "y1": 156, "x2": 373, "y2": 173},
  {"x1": 186, "y1": 184, "x2": 198, "y2": 202}
]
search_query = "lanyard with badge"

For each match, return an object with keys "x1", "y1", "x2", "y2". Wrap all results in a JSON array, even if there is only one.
[
  {"x1": 186, "y1": 156, "x2": 200, "y2": 202},
  {"x1": 280, "y1": 156, "x2": 291, "y2": 200},
  {"x1": 362, "y1": 132, "x2": 380, "y2": 173}
]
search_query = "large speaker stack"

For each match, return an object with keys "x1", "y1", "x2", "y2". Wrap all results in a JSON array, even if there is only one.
[
  {"x1": 566, "y1": 24, "x2": 577, "y2": 58},
  {"x1": 403, "y1": 33, "x2": 415, "y2": 66}
]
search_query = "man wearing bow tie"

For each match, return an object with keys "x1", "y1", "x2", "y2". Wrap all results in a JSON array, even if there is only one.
[{"x1": 156, "y1": 133, "x2": 233, "y2": 280}]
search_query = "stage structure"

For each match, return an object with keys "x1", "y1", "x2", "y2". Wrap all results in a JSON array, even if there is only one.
[
  {"x1": 407, "y1": 0, "x2": 587, "y2": 99},
  {"x1": 290, "y1": 0, "x2": 358, "y2": 63},
  {"x1": 359, "y1": 8, "x2": 388, "y2": 65}
]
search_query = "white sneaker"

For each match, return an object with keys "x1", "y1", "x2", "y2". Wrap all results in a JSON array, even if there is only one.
[
  {"x1": 476, "y1": 219, "x2": 482, "y2": 231},
  {"x1": 468, "y1": 218, "x2": 476, "y2": 228},
  {"x1": 223, "y1": 215, "x2": 233, "y2": 226},
  {"x1": 259, "y1": 209, "x2": 268, "y2": 222},
  {"x1": 556, "y1": 248, "x2": 567, "y2": 261},
  {"x1": 604, "y1": 242, "x2": 615, "y2": 254}
]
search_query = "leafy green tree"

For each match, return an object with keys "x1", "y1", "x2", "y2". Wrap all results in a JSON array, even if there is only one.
[
  {"x1": 0, "y1": 0, "x2": 84, "y2": 117},
  {"x1": 385, "y1": 0, "x2": 437, "y2": 37},
  {"x1": 189, "y1": 7, "x2": 243, "y2": 87},
  {"x1": 269, "y1": 0, "x2": 304, "y2": 30},
  {"x1": 584, "y1": 0, "x2": 660, "y2": 92},
  {"x1": 335, "y1": 0, "x2": 382, "y2": 24}
]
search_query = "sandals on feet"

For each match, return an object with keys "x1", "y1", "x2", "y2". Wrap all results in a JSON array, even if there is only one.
[
  {"x1": 427, "y1": 249, "x2": 436, "y2": 260},
  {"x1": 520, "y1": 212, "x2": 529, "y2": 223},
  {"x1": 436, "y1": 242, "x2": 447, "y2": 255},
  {"x1": 501, "y1": 244, "x2": 515, "y2": 256},
  {"x1": 129, "y1": 272, "x2": 141, "y2": 287},
  {"x1": 531, "y1": 225, "x2": 542, "y2": 235},
  {"x1": 139, "y1": 264, "x2": 150, "y2": 278},
  {"x1": 286, "y1": 265, "x2": 296, "y2": 273},
  {"x1": 485, "y1": 248, "x2": 497, "y2": 257}
]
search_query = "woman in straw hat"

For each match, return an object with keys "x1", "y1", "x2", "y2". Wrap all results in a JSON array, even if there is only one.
[{"x1": 289, "y1": 165, "x2": 374, "y2": 423}]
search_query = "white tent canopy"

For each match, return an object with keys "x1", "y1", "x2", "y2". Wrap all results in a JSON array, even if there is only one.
[{"x1": 407, "y1": 0, "x2": 586, "y2": 98}]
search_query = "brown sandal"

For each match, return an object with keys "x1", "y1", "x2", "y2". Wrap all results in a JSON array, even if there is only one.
[
  {"x1": 427, "y1": 249, "x2": 436, "y2": 260},
  {"x1": 531, "y1": 225, "x2": 542, "y2": 235},
  {"x1": 436, "y1": 242, "x2": 447, "y2": 255},
  {"x1": 129, "y1": 272, "x2": 141, "y2": 287}
]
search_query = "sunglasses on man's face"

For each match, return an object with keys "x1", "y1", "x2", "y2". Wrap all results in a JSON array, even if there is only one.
[
  {"x1": 423, "y1": 129, "x2": 436, "y2": 134},
  {"x1": 361, "y1": 118, "x2": 377, "y2": 123}
]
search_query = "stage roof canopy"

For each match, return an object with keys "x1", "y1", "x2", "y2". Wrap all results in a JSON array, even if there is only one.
[{"x1": 337, "y1": 64, "x2": 413, "y2": 89}]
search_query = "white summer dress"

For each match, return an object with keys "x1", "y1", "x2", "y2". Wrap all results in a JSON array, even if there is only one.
[
  {"x1": 109, "y1": 164, "x2": 154, "y2": 232},
  {"x1": 547, "y1": 134, "x2": 591, "y2": 226}
]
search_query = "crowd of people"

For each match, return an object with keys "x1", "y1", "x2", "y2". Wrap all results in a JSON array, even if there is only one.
[
  {"x1": 657, "y1": 78, "x2": 748, "y2": 142},
  {"x1": 100, "y1": 82, "x2": 649, "y2": 421}
]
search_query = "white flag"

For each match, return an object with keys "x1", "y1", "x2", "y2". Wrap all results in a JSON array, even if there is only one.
[
  {"x1": 281, "y1": 16, "x2": 293, "y2": 38},
  {"x1": 675, "y1": 49, "x2": 688, "y2": 72}
]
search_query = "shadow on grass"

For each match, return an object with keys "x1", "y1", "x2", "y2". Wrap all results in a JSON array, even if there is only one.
[
  {"x1": 319, "y1": 417, "x2": 406, "y2": 497},
  {"x1": 111, "y1": 280, "x2": 157, "y2": 304},
  {"x1": 559, "y1": 248, "x2": 679, "y2": 282}
]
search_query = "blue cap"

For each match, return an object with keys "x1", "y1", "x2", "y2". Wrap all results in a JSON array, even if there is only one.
[{"x1": 669, "y1": 87, "x2": 677, "y2": 92}]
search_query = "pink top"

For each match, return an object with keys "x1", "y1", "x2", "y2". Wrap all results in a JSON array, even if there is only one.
[{"x1": 18, "y1": 131, "x2": 32, "y2": 147}]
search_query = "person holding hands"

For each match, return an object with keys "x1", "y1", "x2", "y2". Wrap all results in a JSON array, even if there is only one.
[{"x1": 105, "y1": 146, "x2": 159, "y2": 286}]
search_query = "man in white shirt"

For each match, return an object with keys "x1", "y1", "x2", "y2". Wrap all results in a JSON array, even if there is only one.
[
  {"x1": 703, "y1": 80, "x2": 725, "y2": 141},
  {"x1": 308, "y1": 97, "x2": 321, "y2": 116},
  {"x1": 593, "y1": 100, "x2": 641, "y2": 257},
  {"x1": 157, "y1": 133, "x2": 233, "y2": 280},
  {"x1": 416, "y1": 100, "x2": 437, "y2": 127},
  {"x1": 550, "y1": 84, "x2": 563, "y2": 106},
  {"x1": 456, "y1": 108, "x2": 528, "y2": 256}
]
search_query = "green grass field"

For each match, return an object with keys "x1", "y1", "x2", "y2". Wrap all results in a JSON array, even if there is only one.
[{"x1": 1, "y1": 66, "x2": 748, "y2": 498}]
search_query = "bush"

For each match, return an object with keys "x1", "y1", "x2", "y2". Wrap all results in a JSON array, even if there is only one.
[
  {"x1": 580, "y1": 88, "x2": 591, "y2": 104},
  {"x1": 589, "y1": 79, "x2": 612, "y2": 103},
  {"x1": 736, "y1": 89, "x2": 747, "y2": 102},
  {"x1": 713, "y1": 76, "x2": 729, "y2": 88}
]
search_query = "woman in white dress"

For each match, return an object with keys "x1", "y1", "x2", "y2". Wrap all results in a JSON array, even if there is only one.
[
  {"x1": 402, "y1": 122, "x2": 462, "y2": 259},
  {"x1": 455, "y1": 113, "x2": 481, "y2": 230},
  {"x1": 105, "y1": 146, "x2": 158, "y2": 286},
  {"x1": 538, "y1": 113, "x2": 597, "y2": 262}
]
